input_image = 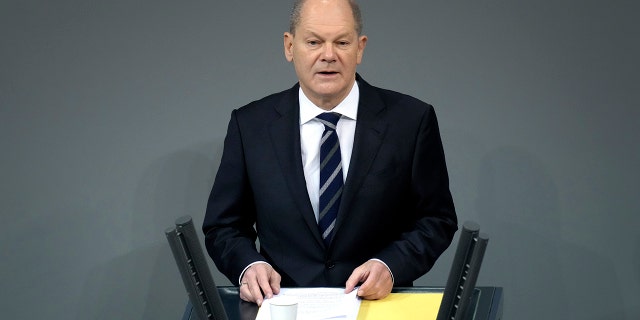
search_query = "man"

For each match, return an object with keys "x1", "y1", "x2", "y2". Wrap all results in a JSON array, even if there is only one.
[{"x1": 202, "y1": 0, "x2": 457, "y2": 306}]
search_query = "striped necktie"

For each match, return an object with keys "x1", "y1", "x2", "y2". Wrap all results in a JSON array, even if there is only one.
[{"x1": 315, "y1": 112, "x2": 343, "y2": 247}]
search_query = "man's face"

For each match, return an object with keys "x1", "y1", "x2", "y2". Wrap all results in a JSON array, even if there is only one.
[{"x1": 284, "y1": 0, "x2": 367, "y2": 110}]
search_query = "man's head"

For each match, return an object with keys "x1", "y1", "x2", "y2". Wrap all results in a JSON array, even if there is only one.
[
  {"x1": 284, "y1": 0, "x2": 367, "y2": 110},
  {"x1": 289, "y1": 0, "x2": 363, "y2": 36}
]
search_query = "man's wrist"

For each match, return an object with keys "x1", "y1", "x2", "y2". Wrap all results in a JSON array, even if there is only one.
[
  {"x1": 238, "y1": 261, "x2": 271, "y2": 285},
  {"x1": 370, "y1": 258, "x2": 395, "y2": 284}
]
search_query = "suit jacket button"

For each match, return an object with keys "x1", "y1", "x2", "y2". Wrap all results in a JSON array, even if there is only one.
[{"x1": 325, "y1": 261, "x2": 335, "y2": 269}]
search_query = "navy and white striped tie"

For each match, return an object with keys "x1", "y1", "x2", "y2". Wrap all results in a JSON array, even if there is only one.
[{"x1": 316, "y1": 112, "x2": 343, "y2": 247}]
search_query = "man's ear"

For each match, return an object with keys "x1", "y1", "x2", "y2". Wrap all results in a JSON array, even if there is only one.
[
  {"x1": 356, "y1": 35, "x2": 368, "y2": 64},
  {"x1": 284, "y1": 32, "x2": 294, "y2": 62}
]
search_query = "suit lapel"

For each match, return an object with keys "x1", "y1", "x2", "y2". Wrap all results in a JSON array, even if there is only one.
[
  {"x1": 269, "y1": 85, "x2": 325, "y2": 247},
  {"x1": 268, "y1": 78, "x2": 389, "y2": 249},
  {"x1": 334, "y1": 78, "x2": 388, "y2": 237}
]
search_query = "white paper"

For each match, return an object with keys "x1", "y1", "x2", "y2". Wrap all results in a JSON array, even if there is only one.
[{"x1": 255, "y1": 287, "x2": 361, "y2": 320}]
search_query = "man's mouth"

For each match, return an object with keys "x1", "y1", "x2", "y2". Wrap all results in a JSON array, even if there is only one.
[{"x1": 317, "y1": 71, "x2": 339, "y2": 76}]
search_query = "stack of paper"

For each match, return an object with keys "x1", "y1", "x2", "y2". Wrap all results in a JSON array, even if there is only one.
[
  {"x1": 255, "y1": 288, "x2": 443, "y2": 320},
  {"x1": 256, "y1": 288, "x2": 361, "y2": 320}
]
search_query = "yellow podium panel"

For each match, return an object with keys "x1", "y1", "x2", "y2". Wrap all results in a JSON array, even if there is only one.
[{"x1": 357, "y1": 293, "x2": 444, "y2": 320}]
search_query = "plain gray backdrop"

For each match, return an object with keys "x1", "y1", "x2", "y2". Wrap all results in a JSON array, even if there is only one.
[{"x1": 1, "y1": 0, "x2": 638, "y2": 319}]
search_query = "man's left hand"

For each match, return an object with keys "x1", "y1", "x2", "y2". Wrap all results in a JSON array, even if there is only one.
[{"x1": 344, "y1": 260, "x2": 393, "y2": 300}]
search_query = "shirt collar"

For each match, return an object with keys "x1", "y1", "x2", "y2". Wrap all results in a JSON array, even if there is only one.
[{"x1": 299, "y1": 81, "x2": 359, "y2": 125}]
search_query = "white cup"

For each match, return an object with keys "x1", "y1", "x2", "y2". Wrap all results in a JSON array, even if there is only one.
[{"x1": 269, "y1": 296, "x2": 298, "y2": 320}]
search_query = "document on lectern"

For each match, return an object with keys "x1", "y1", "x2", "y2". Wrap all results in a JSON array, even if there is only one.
[{"x1": 255, "y1": 287, "x2": 361, "y2": 320}]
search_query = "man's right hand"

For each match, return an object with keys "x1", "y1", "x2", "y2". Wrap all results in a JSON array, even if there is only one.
[{"x1": 239, "y1": 263, "x2": 281, "y2": 306}]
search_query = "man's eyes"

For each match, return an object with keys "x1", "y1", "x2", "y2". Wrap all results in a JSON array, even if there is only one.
[{"x1": 306, "y1": 40, "x2": 350, "y2": 47}]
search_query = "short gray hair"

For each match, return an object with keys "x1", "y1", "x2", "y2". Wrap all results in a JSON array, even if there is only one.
[{"x1": 289, "y1": 0, "x2": 363, "y2": 35}]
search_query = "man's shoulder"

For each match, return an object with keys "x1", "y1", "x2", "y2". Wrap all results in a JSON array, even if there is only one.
[
  {"x1": 235, "y1": 84, "x2": 298, "y2": 115},
  {"x1": 359, "y1": 77, "x2": 434, "y2": 113},
  {"x1": 373, "y1": 85, "x2": 429, "y2": 105}
]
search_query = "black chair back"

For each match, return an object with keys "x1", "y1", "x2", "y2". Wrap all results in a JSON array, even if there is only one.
[
  {"x1": 165, "y1": 215, "x2": 228, "y2": 320},
  {"x1": 436, "y1": 221, "x2": 489, "y2": 320}
]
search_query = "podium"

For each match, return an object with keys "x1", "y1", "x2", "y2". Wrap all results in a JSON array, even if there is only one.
[
  {"x1": 167, "y1": 217, "x2": 500, "y2": 320},
  {"x1": 181, "y1": 286, "x2": 503, "y2": 320}
]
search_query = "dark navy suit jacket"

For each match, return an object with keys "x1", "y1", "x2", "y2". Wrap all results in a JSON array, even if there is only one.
[{"x1": 203, "y1": 75, "x2": 457, "y2": 287}]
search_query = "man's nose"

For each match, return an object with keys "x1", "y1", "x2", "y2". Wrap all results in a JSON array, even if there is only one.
[{"x1": 321, "y1": 44, "x2": 336, "y2": 62}]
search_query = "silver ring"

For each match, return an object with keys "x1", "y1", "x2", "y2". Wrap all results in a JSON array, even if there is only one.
[{"x1": 241, "y1": 282, "x2": 248, "y2": 286}]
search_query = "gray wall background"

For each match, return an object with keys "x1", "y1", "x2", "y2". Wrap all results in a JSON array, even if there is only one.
[{"x1": 1, "y1": 0, "x2": 638, "y2": 319}]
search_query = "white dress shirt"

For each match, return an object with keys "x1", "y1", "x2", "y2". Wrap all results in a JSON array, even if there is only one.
[{"x1": 299, "y1": 82, "x2": 359, "y2": 221}]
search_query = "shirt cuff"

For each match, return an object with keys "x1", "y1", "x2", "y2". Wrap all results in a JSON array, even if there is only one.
[
  {"x1": 370, "y1": 258, "x2": 395, "y2": 285},
  {"x1": 238, "y1": 261, "x2": 271, "y2": 285}
]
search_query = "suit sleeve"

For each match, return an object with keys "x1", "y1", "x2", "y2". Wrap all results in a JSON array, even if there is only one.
[
  {"x1": 374, "y1": 106, "x2": 458, "y2": 285},
  {"x1": 202, "y1": 110, "x2": 266, "y2": 284}
]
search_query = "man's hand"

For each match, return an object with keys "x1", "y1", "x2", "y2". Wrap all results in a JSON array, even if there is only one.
[
  {"x1": 344, "y1": 260, "x2": 393, "y2": 300},
  {"x1": 239, "y1": 263, "x2": 281, "y2": 306}
]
